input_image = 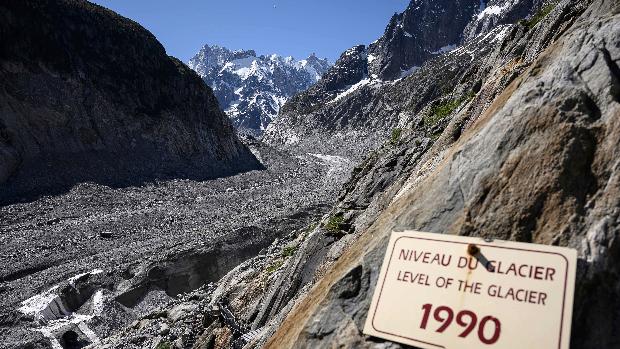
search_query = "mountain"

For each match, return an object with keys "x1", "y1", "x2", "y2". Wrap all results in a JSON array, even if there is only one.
[
  {"x1": 188, "y1": 45, "x2": 331, "y2": 137},
  {"x1": 367, "y1": 0, "x2": 480, "y2": 80},
  {"x1": 97, "y1": 0, "x2": 620, "y2": 348},
  {"x1": 262, "y1": 0, "x2": 547, "y2": 159},
  {"x1": 0, "y1": 0, "x2": 261, "y2": 203}
]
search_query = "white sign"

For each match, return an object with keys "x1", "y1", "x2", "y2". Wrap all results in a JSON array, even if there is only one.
[{"x1": 363, "y1": 231, "x2": 577, "y2": 349}]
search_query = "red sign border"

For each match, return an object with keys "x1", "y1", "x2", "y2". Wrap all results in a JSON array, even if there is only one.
[{"x1": 369, "y1": 235, "x2": 571, "y2": 349}]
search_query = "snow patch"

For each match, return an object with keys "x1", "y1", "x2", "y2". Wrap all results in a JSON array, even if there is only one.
[
  {"x1": 18, "y1": 286, "x2": 66, "y2": 320},
  {"x1": 68, "y1": 269, "x2": 103, "y2": 286},
  {"x1": 92, "y1": 290, "x2": 105, "y2": 315},
  {"x1": 330, "y1": 78, "x2": 371, "y2": 103},
  {"x1": 477, "y1": 3, "x2": 509, "y2": 19},
  {"x1": 307, "y1": 153, "x2": 353, "y2": 178},
  {"x1": 399, "y1": 66, "x2": 420, "y2": 79},
  {"x1": 492, "y1": 25, "x2": 511, "y2": 43},
  {"x1": 299, "y1": 59, "x2": 321, "y2": 81},
  {"x1": 308, "y1": 153, "x2": 351, "y2": 165},
  {"x1": 19, "y1": 270, "x2": 105, "y2": 349},
  {"x1": 431, "y1": 44, "x2": 457, "y2": 55},
  {"x1": 19, "y1": 269, "x2": 104, "y2": 321}
]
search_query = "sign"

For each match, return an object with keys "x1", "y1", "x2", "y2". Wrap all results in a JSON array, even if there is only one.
[{"x1": 363, "y1": 231, "x2": 577, "y2": 349}]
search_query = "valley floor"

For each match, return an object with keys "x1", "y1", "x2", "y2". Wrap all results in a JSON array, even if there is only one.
[{"x1": 0, "y1": 141, "x2": 354, "y2": 347}]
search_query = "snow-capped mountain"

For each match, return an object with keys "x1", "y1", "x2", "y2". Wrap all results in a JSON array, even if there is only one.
[{"x1": 188, "y1": 45, "x2": 331, "y2": 136}]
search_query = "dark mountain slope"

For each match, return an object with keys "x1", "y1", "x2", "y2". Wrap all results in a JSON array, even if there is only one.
[
  {"x1": 0, "y1": 0, "x2": 260, "y2": 203},
  {"x1": 367, "y1": 0, "x2": 480, "y2": 80}
]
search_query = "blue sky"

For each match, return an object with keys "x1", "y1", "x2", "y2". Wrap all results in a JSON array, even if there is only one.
[{"x1": 90, "y1": 0, "x2": 410, "y2": 63}]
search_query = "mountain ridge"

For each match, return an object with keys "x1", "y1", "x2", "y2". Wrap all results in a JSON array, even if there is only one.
[{"x1": 188, "y1": 44, "x2": 331, "y2": 136}]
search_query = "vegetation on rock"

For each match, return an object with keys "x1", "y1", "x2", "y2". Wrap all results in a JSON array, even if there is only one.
[
  {"x1": 156, "y1": 341, "x2": 171, "y2": 349},
  {"x1": 281, "y1": 246, "x2": 298, "y2": 257},
  {"x1": 266, "y1": 260, "x2": 284, "y2": 274},
  {"x1": 390, "y1": 128, "x2": 403, "y2": 145},
  {"x1": 324, "y1": 214, "x2": 345, "y2": 233},
  {"x1": 521, "y1": 3, "x2": 556, "y2": 30}
]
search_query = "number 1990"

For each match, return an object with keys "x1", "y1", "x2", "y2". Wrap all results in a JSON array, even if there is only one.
[{"x1": 420, "y1": 304, "x2": 501, "y2": 345}]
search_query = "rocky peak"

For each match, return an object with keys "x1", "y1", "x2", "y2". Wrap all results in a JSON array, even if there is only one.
[
  {"x1": 275, "y1": 45, "x2": 368, "y2": 118},
  {"x1": 187, "y1": 45, "x2": 331, "y2": 136},
  {"x1": 267, "y1": 0, "x2": 559, "y2": 155},
  {"x1": 232, "y1": 49, "x2": 256, "y2": 60},
  {"x1": 368, "y1": 0, "x2": 480, "y2": 80},
  {"x1": 187, "y1": 44, "x2": 234, "y2": 76},
  {"x1": 276, "y1": 0, "x2": 498, "y2": 120},
  {"x1": 318, "y1": 45, "x2": 368, "y2": 92},
  {"x1": 463, "y1": 0, "x2": 545, "y2": 41},
  {"x1": 300, "y1": 53, "x2": 332, "y2": 81}
]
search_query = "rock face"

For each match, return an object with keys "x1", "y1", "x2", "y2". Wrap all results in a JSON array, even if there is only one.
[
  {"x1": 463, "y1": 0, "x2": 545, "y2": 41},
  {"x1": 188, "y1": 45, "x2": 331, "y2": 137},
  {"x1": 98, "y1": 0, "x2": 620, "y2": 348},
  {"x1": 263, "y1": 0, "x2": 620, "y2": 348},
  {"x1": 367, "y1": 0, "x2": 480, "y2": 80},
  {"x1": 0, "y1": 0, "x2": 260, "y2": 203}
]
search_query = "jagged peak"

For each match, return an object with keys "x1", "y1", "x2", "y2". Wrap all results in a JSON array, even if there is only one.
[{"x1": 187, "y1": 43, "x2": 332, "y2": 136}]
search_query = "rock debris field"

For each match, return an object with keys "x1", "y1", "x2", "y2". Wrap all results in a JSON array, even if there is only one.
[{"x1": 0, "y1": 141, "x2": 353, "y2": 347}]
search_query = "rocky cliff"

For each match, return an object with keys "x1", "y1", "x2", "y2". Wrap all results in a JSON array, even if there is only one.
[
  {"x1": 262, "y1": 0, "x2": 504, "y2": 159},
  {"x1": 0, "y1": 0, "x2": 260, "y2": 204},
  {"x1": 188, "y1": 45, "x2": 330, "y2": 137},
  {"x1": 265, "y1": 0, "x2": 620, "y2": 348},
  {"x1": 367, "y1": 0, "x2": 479, "y2": 80},
  {"x1": 95, "y1": 0, "x2": 620, "y2": 348}
]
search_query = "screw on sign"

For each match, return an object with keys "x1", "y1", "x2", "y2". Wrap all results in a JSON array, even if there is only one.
[{"x1": 363, "y1": 231, "x2": 577, "y2": 349}]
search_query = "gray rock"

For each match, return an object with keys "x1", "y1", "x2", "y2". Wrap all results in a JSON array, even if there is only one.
[
  {"x1": 167, "y1": 303, "x2": 199, "y2": 323},
  {"x1": 263, "y1": 0, "x2": 620, "y2": 347}
]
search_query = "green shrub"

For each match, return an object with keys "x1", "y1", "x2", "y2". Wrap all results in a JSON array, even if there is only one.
[
  {"x1": 521, "y1": 3, "x2": 556, "y2": 30},
  {"x1": 156, "y1": 341, "x2": 171, "y2": 349},
  {"x1": 424, "y1": 92, "x2": 476, "y2": 128},
  {"x1": 390, "y1": 128, "x2": 402, "y2": 145},
  {"x1": 325, "y1": 214, "x2": 345, "y2": 233},
  {"x1": 282, "y1": 246, "x2": 298, "y2": 257},
  {"x1": 425, "y1": 99, "x2": 462, "y2": 127},
  {"x1": 466, "y1": 89, "x2": 476, "y2": 100},
  {"x1": 266, "y1": 260, "x2": 284, "y2": 274},
  {"x1": 305, "y1": 222, "x2": 318, "y2": 233}
]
